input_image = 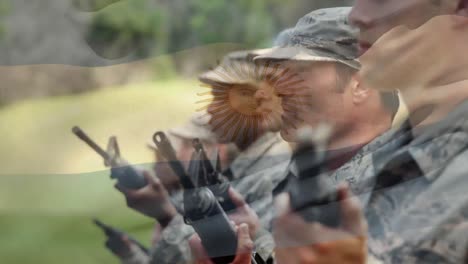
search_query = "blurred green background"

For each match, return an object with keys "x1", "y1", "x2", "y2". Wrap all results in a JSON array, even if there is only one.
[{"x1": 0, "y1": 79, "x2": 199, "y2": 263}]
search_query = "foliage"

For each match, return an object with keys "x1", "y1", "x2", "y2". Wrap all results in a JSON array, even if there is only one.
[
  {"x1": 0, "y1": 79, "x2": 200, "y2": 263},
  {"x1": 188, "y1": 0, "x2": 274, "y2": 47},
  {"x1": 86, "y1": 0, "x2": 167, "y2": 59},
  {"x1": 86, "y1": 0, "x2": 353, "y2": 59},
  {"x1": 0, "y1": 0, "x2": 10, "y2": 39}
]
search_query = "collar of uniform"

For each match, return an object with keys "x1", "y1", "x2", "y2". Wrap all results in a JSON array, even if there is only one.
[
  {"x1": 371, "y1": 119, "x2": 414, "y2": 172},
  {"x1": 408, "y1": 100, "x2": 468, "y2": 181},
  {"x1": 229, "y1": 132, "x2": 283, "y2": 180},
  {"x1": 289, "y1": 159, "x2": 299, "y2": 178},
  {"x1": 361, "y1": 119, "x2": 413, "y2": 162}
]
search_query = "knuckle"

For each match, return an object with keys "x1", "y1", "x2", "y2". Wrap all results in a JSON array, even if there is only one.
[{"x1": 241, "y1": 239, "x2": 254, "y2": 252}]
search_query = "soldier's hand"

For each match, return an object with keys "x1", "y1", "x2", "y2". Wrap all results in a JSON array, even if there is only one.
[
  {"x1": 227, "y1": 187, "x2": 260, "y2": 238},
  {"x1": 115, "y1": 171, "x2": 177, "y2": 226},
  {"x1": 273, "y1": 184, "x2": 367, "y2": 264},
  {"x1": 359, "y1": 15, "x2": 468, "y2": 112},
  {"x1": 104, "y1": 233, "x2": 132, "y2": 258},
  {"x1": 189, "y1": 223, "x2": 254, "y2": 264}
]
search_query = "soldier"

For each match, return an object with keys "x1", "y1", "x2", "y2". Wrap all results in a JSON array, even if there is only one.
[
  {"x1": 349, "y1": 0, "x2": 468, "y2": 263},
  {"x1": 273, "y1": 1, "x2": 468, "y2": 263},
  {"x1": 253, "y1": 7, "x2": 399, "y2": 199},
  {"x1": 104, "y1": 113, "x2": 237, "y2": 263},
  {"x1": 115, "y1": 47, "x2": 292, "y2": 264}
]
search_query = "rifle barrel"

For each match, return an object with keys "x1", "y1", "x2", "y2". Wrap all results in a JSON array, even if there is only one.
[{"x1": 72, "y1": 126, "x2": 111, "y2": 161}]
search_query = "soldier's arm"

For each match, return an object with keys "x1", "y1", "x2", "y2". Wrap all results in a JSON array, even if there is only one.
[
  {"x1": 120, "y1": 244, "x2": 151, "y2": 264},
  {"x1": 150, "y1": 214, "x2": 196, "y2": 264}
]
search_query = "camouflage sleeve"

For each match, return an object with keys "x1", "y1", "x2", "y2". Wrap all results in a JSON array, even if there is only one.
[
  {"x1": 120, "y1": 243, "x2": 151, "y2": 264},
  {"x1": 385, "y1": 213, "x2": 468, "y2": 264},
  {"x1": 149, "y1": 213, "x2": 195, "y2": 264},
  {"x1": 238, "y1": 173, "x2": 278, "y2": 260},
  {"x1": 367, "y1": 254, "x2": 384, "y2": 264}
]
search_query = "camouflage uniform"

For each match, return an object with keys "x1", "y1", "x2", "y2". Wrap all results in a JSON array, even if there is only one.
[
  {"x1": 274, "y1": 102, "x2": 468, "y2": 264},
  {"x1": 257, "y1": 6, "x2": 388, "y2": 205},
  {"x1": 362, "y1": 101, "x2": 468, "y2": 263},
  {"x1": 332, "y1": 121, "x2": 412, "y2": 201},
  {"x1": 122, "y1": 132, "x2": 290, "y2": 264}
]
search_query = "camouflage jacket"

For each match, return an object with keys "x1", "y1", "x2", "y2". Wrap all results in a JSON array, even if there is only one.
[
  {"x1": 275, "y1": 122, "x2": 399, "y2": 204},
  {"x1": 122, "y1": 132, "x2": 291, "y2": 264},
  {"x1": 364, "y1": 100, "x2": 468, "y2": 263}
]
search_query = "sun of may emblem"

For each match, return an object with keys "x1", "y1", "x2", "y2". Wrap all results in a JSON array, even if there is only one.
[{"x1": 196, "y1": 58, "x2": 307, "y2": 144}]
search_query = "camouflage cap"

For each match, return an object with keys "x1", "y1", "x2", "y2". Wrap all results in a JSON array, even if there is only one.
[
  {"x1": 198, "y1": 50, "x2": 259, "y2": 85},
  {"x1": 254, "y1": 7, "x2": 360, "y2": 70}
]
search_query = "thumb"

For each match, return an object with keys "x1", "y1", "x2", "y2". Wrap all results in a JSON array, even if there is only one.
[
  {"x1": 228, "y1": 187, "x2": 246, "y2": 208},
  {"x1": 143, "y1": 171, "x2": 164, "y2": 191},
  {"x1": 121, "y1": 235, "x2": 133, "y2": 251},
  {"x1": 233, "y1": 223, "x2": 254, "y2": 264}
]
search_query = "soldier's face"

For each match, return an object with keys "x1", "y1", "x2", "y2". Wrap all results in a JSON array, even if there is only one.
[
  {"x1": 350, "y1": 0, "x2": 458, "y2": 55},
  {"x1": 227, "y1": 83, "x2": 258, "y2": 116},
  {"x1": 253, "y1": 80, "x2": 284, "y2": 133},
  {"x1": 207, "y1": 82, "x2": 282, "y2": 144},
  {"x1": 277, "y1": 61, "x2": 348, "y2": 142}
]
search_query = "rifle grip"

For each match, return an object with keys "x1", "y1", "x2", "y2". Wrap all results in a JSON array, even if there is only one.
[{"x1": 111, "y1": 165, "x2": 147, "y2": 189}]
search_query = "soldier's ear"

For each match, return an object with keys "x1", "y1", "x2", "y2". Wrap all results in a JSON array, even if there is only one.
[{"x1": 350, "y1": 75, "x2": 369, "y2": 105}]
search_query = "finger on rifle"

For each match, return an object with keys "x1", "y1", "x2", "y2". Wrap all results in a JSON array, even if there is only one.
[
  {"x1": 228, "y1": 187, "x2": 247, "y2": 208},
  {"x1": 121, "y1": 235, "x2": 131, "y2": 247},
  {"x1": 188, "y1": 235, "x2": 212, "y2": 264},
  {"x1": 233, "y1": 223, "x2": 254, "y2": 264},
  {"x1": 114, "y1": 183, "x2": 142, "y2": 198},
  {"x1": 142, "y1": 170, "x2": 163, "y2": 190},
  {"x1": 338, "y1": 183, "x2": 366, "y2": 236},
  {"x1": 114, "y1": 183, "x2": 130, "y2": 195}
]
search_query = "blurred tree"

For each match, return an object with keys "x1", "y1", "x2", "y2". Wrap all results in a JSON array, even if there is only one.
[
  {"x1": 188, "y1": 0, "x2": 274, "y2": 47},
  {"x1": 0, "y1": 0, "x2": 9, "y2": 39},
  {"x1": 85, "y1": 0, "x2": 167, "y2": 60},
  {"x1": 72, "y1": 0, "x2": 123, "y2": 12},
  {"x1": 86, "y1": 0, "x2": 353, "y2": 60}
]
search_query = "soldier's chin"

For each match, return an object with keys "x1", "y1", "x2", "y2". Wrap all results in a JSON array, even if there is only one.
[
  {"x1": 280, "y1": 127, "x2": 297, "y2": 142},
  {"x1": 258, "y1": 114, "x2": 283, "y2": 134}
]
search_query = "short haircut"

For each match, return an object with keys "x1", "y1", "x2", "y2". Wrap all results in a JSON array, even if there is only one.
[
  {"x1": 334, "y1": 63, "x2": 399, "y2": 115},
  {"x1": 380, "y1": 90, "x2": 400, "y2": 117}
]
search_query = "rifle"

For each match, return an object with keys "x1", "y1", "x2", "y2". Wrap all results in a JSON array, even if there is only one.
[
  {"x1": 288, "y1": 125, "x2": 341, "y2": 228},
  {"x1": 72, "y1": 126, "x2": 147, "y2": 189},
  {"x1": 191, "y1": 139, "x2": 237, "y2": 212},
  {"x1": 152, "y1": 131, "x2": 238, "y2": 264},
  {"x1": 93, "y1": 218, "x2": 149, "y2": 255}
]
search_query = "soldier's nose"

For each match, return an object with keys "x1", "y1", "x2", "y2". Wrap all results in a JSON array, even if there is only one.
[{"x1": 255, "y1": 89, "x2": 271, "y2": 100}]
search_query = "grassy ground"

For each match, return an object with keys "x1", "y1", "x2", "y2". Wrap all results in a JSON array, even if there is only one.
[{"x1": 0, "y1": 79, "x2": 201, "y2": 263}]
